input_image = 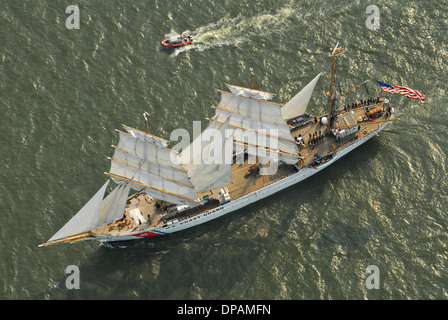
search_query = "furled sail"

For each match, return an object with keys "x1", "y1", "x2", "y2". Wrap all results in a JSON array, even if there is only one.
[
  {"x1": 226, "y1": 84, "x2": 276, "y2": 100},
  {"x1": 281, "y1": 73, "x2": 321, "y2": 120},
  {"x1": 178, "y1": 118, "x2": 233, "y2": 193},
  {"x1": 108, "y1": 129, "x2": 199, "y2": 206}
]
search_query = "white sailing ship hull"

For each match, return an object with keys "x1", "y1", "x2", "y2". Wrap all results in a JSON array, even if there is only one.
[{"x1": 94, "y1": 122, "x2": 389, "y2": 243}]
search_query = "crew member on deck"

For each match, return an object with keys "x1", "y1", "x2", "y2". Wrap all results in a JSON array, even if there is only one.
[{"x1": 296, "y1": 134, "x2": 304, "y2": 147}]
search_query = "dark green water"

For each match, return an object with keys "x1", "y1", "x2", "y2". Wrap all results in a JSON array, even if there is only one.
[{"x1": 1, "y1": 0, "x2": 447, "y2": 299}]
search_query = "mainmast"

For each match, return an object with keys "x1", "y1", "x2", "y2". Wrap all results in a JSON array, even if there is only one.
[{"x1": 326, "y1": 44, "x2": 345, "y2": 135}]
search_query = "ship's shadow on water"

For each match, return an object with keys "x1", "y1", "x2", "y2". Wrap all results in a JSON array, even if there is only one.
[
  {"x1": 42, "y1": 224, "x2": 243, "y2": 299},
  {"x1": 41, "y1": 139, "x2": 383, "y2": 299}
]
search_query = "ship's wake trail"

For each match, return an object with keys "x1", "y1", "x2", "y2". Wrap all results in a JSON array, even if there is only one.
[{"x1": 168, "y1": 6, "x2": 294, "y2": 57}]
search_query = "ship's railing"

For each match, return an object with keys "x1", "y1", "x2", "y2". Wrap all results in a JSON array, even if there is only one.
[{"x1": 262, "y1": 169, "x2": 298, "y2": 188}]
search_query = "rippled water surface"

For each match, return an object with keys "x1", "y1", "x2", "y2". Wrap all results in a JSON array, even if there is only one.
[{"x1": 1, "y1": 0, "x2": 447, "y2": 299}]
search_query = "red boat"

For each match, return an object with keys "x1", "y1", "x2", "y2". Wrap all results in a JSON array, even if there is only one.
[{"x1": 160, "y1": 35, "x2": 193, "y2": 48}]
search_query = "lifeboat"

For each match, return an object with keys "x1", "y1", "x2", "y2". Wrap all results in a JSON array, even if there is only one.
[
  {"x1": 160, "y1": 35, "x2": 193, "y2": 48},
  {"x1": 367, "y1": 106, "x2": 384, "y2": 117}
]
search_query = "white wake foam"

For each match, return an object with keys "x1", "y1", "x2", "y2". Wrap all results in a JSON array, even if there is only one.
[{"x1": 168, "y1": 6, "x2": 295, "y2": 57}]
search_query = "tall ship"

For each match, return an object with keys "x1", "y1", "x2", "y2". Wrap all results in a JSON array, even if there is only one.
[{"x1": 40, "y1": 46, "x2": 397, "y2": 247}]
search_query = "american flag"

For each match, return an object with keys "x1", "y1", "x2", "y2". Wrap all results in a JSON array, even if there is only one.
[{"x1": 376, "y1": 81, "x2": 425, "y2": 104}]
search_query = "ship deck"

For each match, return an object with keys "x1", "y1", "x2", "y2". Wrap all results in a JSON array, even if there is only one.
[{"x1": 94, "y1": 100, "x2": 393, "y2": 237}]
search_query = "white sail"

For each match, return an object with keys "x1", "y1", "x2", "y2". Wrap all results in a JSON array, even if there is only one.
[
  {"x1": 106, "y1": 174, "x2": 198, "y2": 206},
  {"x1": 108, "y1": 128, "x2": 201, "y2": 206},
  {"x1": 97, "y1": 182, "x2": 132, "y2": 225},
  {"x1": 226, "y1": 84, "x2": 276, "y2": 100},
  {"x1": 178, "y1": 118, "x2": 233, "y2": 193},
  {"x1": 231, "y1": 126, "x2": 297, "y2": 156},
  {"x1": 47, "y1": 180, "x2": 110, "y2": 242},
  {"x1": 217, "y1": 91, "x2": 285, "y2": 124},
  {"x1": 96, "y1": 183, "x2": 122, "y2": 225},
  {"x1": 214, "y1": 89, "x2": 299, "y2": 159},
  {"x1": 213, "y1": 108, "x2": 292, "y2": 141},
  {"x1": 281, "y1": 73, "x2": 321, "y2": 120},
  {"x1": 109, "y1": 161, "x2": 198, "y2": 204},
  {"x1": 110, "y1": 148, "x2": 192, "y2": 187},
  {"x1": 115, "y1": 130, "x2": 183, "y2": 169},
  {"x1": 213, "y1": 108, "x2": 298, "y2": 156}
]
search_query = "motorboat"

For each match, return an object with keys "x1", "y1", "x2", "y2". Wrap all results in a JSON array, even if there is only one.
[{"x1": 161, "y1": 35, "x2": 193, "y2": 48}]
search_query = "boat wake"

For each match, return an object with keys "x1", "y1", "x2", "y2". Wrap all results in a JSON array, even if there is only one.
[{"x1": 168, "y1": 6, "x2": 295, "y2": 57}]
